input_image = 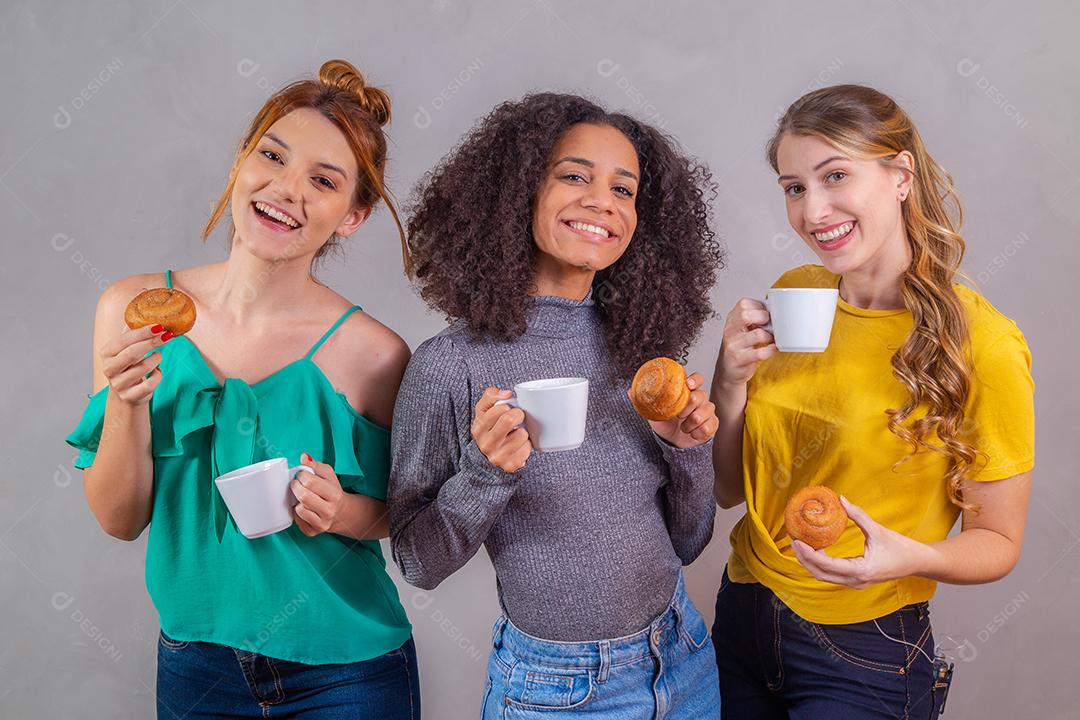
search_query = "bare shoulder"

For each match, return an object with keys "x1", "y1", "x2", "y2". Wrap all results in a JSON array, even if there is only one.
[
  {"x1": 316, "y1": 300, "x2": 412, "y2": 427},
  {"x1": 98, "y1": 270, "x2": 164, "y2": 304},
  {"x1": 94, "y1": 272, "x2": 169, "y2": 337},
  {"x1": 95, "y1": 265, "x2": 214, "y2": 334},
  {"x1": 89, "y1": 271, "x2": 174, "y2": 393},
  {"x1": 334, "y1": 307, "x2": 411, "y2": 380}
]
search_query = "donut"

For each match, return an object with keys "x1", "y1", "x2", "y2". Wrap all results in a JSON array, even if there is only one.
[
  {"x1": 630, "y1": 357, "x2": 690, "y2": 421},
  {"x1": 124, "y1": 288, "x2": 196, "y2": 335},
  {"x1": 784, "y1": 486, "x2": 847, "y2": 550}
]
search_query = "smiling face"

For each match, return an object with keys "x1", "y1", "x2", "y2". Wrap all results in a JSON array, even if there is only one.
[
  {"x1": 775, "y1": 132, "x2": 913, "y2": 277},
  {"x1": 531, "y1": 123, "x2": 639, "y2": 277},
  {"x1": 230, "y1": 107, "x2": 368, "y2": 262}
]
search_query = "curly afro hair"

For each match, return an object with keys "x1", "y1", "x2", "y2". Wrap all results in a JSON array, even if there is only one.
[{"x1": 406, "y1": 92, "x2": 724, "y2": 380}]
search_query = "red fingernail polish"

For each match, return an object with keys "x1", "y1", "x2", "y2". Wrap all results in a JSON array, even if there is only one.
[
  {"x1": 161, "y1": 331, "x2": 174, "y2": 341},
  {"x1": 151, "y1": 324, "x2": 164, "y2": 334}
]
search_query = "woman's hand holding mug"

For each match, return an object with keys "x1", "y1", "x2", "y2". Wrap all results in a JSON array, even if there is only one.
[
  {"x1": 716, "y1": 298, "x2": 778, "y2": 388},
  {"x1": 472, "y1": 387, "x2": 532, "y2": 473}
]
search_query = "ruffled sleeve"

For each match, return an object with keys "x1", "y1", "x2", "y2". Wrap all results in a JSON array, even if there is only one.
[
  {"x1": 65, "y1": 343, "x2": 220, "y2": 471},
  {"x1": 149, "y1": 383, "x2": 219, "y2": 459},
  {"x1": 65, "y1": 388, "x2": 109, "y2": 470},
  {"x1": 322, "y1": 395, "x2": 392, "y2": 501}
]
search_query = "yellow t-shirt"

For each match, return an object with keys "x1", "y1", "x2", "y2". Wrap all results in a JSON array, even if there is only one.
[{"x1": 727, "y1": 264, "x2": 1035, "y2": 624}]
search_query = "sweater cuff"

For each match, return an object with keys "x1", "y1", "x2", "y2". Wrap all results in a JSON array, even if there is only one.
[
  {"x1": 652, "y1": 433, "x2": 715, "y2": 463},
  {"x1": 458, "y1": 440, "x2": 520, "y2": 487},
  {"x1": 434, "y1": 442, "x2": 520, "y2": 539}
]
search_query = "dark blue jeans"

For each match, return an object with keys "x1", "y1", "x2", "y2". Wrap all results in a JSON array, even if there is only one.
[
  {"x1": 156, "y1": 630, "x2": 420, "y2": 719},
  {"x1": 712, "y1": 568, "x2": 947, "y2": 719}
]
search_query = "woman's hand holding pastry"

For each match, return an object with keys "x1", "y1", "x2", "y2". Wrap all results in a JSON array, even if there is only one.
[
  {"x1": 101, "y1": 301, "x2": 171, "y2": 406},
  {"x1": 640, "y1": 372, "x2": 718, "y2": 449},
  {"x1": 793, "y1": 496, "x2": 937, "y2": 589}
]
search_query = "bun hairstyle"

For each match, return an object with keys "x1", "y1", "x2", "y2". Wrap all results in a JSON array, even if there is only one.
[
  {"x1": 318, "y1": 59, "x2": 392, "y2": 127},
  {"x1": 204, "y1": 59, "x2": 410, "y2": 274},
  {"x1": 768, "y1": 84, "x2": 976, "y2": 511}
]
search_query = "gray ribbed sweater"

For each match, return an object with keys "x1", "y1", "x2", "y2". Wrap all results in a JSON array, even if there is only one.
[{"x1": 387, "y1": 293, "x2": 716, "y2": 641}]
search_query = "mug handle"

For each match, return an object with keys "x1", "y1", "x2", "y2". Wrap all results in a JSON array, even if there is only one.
[
  {"x1": 286, "y1": 464, "x2": 315, "y2": 506},
  {"x1": 759, "y1": 294, "x2": 773, "y2": 335},
  {"x1": 494, "y1": 396, "x2": 525, "y2": 430}
]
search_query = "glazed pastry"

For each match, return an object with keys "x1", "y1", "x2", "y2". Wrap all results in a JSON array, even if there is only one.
[
  {"x1": 784, "y1": 486, "x2": 847, "y2": 550},
  {"x1": 124, "y1": 288, "x2": 196, "y2": 335},
  {"x1": 630, "y1": 357, "x2": 690, "y2": 421}
]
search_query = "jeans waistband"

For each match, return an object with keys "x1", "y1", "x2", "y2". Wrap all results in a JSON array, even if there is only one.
[
  {"x1": 723, "y1": 567, "x2": 931, "y2": 622},
  {"x1": 493, "y1": 571, "x2": 697, "y2": 672}
]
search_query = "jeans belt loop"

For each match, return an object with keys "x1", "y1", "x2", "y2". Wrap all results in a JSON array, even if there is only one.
[
  {"x1": 671, "y1": 597, "x2": 686, "y2": 635},
  {"x1": 597, "y1": 640, "x2": 611, "y2": 684},
  {"x1": 492, "y1": 616, "x2": 508, "y2": 648}
]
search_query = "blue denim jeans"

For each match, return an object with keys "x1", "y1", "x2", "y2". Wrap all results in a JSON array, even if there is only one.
[
  {"x1": 711, "y1": 568, "x2": 948, "y2": 719},
  {"x1": 156, "y1": 630, "x2": 420, "y2": 719},
  {"x1": 481, "y1": 572, "x2": 720, "y2": 719}
]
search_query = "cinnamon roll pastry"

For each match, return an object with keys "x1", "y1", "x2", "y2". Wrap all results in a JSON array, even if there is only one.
[
  {"x1": 784, "y1": 486, "x2": 847, "y2": 550},
  {"x1": 124, "y1": 288, "x2": 196, "y2": 335}
]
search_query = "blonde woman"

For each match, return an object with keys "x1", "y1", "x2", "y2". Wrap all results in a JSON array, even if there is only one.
[{"x1": 709, "y1": 85, "x2": 1034, "y2": 718}]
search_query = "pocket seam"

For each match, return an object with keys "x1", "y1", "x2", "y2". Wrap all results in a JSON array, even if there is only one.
[
  {"x1": 675, "y1": 600, "x2": 712, "y2": 653},
  {"x1": 810, "y1": 623, "x2": 905, "y2": 674},
  {"x1": 678, "y1": 623, "x2": 712, "y2": 653},
  {"x1": 158, "y1": 630, "x2": 189, "y2": 651},
  {"x1": 907, "y1": 623, "x2": 932, "y2": 668},
  {"x1": 504, "y1": 670, "x2": 595, "y2": 712},
  {"x1": 492, "y1": 650, "x2": 515, "y2": 678}
]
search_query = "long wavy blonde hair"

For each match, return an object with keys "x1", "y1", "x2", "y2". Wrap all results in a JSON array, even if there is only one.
[{"x1": 767, "y1": 84, "x2": 977, "y2": 511}]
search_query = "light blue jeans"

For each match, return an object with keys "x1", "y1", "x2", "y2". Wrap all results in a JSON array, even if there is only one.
[{"x1": 481, "y1": 572, "x2": 720, "y2": 719}]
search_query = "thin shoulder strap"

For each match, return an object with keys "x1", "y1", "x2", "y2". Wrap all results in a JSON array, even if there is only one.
[
  {"x1": 165, "y1": 269, "x2": 173, "y2": 289},
  {"x1": 304, "y1": 305, "x2": 363, "y2": 360}
]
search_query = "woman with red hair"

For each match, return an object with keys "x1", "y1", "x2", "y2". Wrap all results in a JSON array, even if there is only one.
[{"x1": 66, "y1": 60, "x2": 419, "y2": 718}]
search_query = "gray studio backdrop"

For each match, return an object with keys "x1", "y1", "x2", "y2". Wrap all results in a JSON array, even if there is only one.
[{"x1": 3, "y1": 1, "x2": 1076, "y2": 717}]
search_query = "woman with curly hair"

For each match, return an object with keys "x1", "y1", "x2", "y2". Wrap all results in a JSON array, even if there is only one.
[
  {"x1": 710, "y1": 84, "x2": 1035, "y2": 718},
  {"x1": 388, "y1": 93, "x2": 724, "y2": 718}
]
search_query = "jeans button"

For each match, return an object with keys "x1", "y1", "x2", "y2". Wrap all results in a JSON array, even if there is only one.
[{"x1": 651, "y1": 628, "x2": 662, "y2": 645}]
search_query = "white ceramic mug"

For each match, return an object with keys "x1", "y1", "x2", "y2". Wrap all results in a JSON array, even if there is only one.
[
  {"x1": 214, "y1": 458, "x2": 314, "y2": 539},
  {"x1": 762, "y1": 288, "x2": 839, "y2": 352},
  {"x1": 494, "y1": 377, "x2": 589, "y2": 452}
]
